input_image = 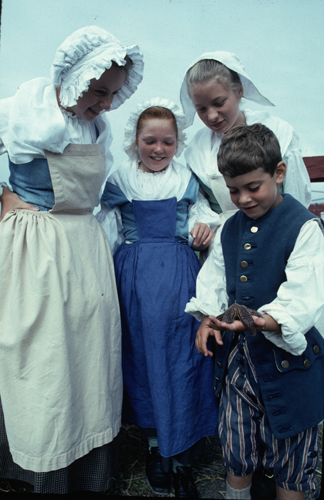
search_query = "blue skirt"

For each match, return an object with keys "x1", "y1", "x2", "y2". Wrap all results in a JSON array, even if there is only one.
[{"x1": 114, "y1": 198, "x2": 218, "y2": 458}]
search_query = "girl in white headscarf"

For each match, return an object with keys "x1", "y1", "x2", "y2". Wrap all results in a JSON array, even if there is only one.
[
  {"x1": 96, "y1": 97, "x2": 219, "y2": 498},
  {"x1": 180, "y1": 52, "x2": 311, "y2": 227},
  {"x1": 0, "y1": 26, "x2": 143, "y2": 494}
]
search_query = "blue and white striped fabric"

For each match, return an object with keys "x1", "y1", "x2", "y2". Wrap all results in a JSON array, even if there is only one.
[{"x1": 218, "y1": 334, "x2": 319, "y2": 497}]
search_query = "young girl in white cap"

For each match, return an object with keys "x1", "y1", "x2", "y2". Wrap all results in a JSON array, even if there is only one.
[
  {"x1": 0, "y1": 26, "x2": 143, "y2": 494},
  {"x1": 180, "y1": 51, "x2": 311, "y2": 227},
  {"x1": 180, "y1": 52, "x2": 313, "y2": 499},
  {"x1": 97, "y1": 97, "x2": 219, "y2": 498}
]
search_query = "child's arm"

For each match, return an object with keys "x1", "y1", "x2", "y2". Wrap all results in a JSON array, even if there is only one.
[
  {"x1": 259, "y1": 219, "x2": 324, "y2": 355},
  {"x1": 186, "y1": 225, "x2": 228, "y2": 320},
  {"x1": 95, "y1": 204, "x2": 124, "y2": 255},
  {"x1": 188, "y1": 187, "x2": 221, "y2": 249},
  {"x1": 96, "y1": 179, "x2": 127, "y2": 255}
]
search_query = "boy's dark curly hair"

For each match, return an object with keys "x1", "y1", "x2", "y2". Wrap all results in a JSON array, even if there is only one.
[{"x1": 217, "y1": 123, "x2": 282, "y2": 178}]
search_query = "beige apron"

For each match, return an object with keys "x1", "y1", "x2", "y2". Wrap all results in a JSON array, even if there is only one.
[{"x1": 0, "y1": 144, "x2": 122, "y2": 472}]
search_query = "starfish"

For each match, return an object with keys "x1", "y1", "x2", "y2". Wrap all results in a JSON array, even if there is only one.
[{"x1": 216, "y1": 303, "x2": 263, "y2": 336}]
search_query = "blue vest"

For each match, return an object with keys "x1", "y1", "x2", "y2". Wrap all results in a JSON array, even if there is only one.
[{"x1": 214, "y1": 194, "x2": 324, "y2": 439}]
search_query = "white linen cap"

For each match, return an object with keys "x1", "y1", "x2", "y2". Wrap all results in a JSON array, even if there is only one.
[
  {"x1": 51, "y1": 26, "x2": 144, "y2": 109},
  {"x1": 123, "y1": 97, "x2": 187, "y2": 159},
  {"x1": 180, "y1": 51, "x2": 274, "y2": 127}
]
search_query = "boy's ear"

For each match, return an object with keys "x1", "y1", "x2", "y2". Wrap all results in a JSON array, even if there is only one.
[{"x1": 275, "y1": 161, "x2": 287, "y2": 185}]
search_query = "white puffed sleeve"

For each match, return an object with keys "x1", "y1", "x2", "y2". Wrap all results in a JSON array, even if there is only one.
[
  {"x1": 0, "y1": 137, "x2": 6, "y2": 156},
  {"x1": 259, "y1": 219, "x2": 324, "y2": 355},
  {"x1": 95, "y1": 204, "x2": 125, "y2": 256},
  {"x1": 188, "y1": 188, "x2": 221, "y2": 232},
  {"x1": 283, "y1": 132, "x2": 312, "y2": 209},
  {"x1": 185, "y1": 224, "x2": 228, "y2": 322}
]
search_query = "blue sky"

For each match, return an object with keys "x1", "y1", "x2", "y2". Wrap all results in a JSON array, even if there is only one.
[{"x1": 0, "y1": 0, "x2": 323, "y2": 199}]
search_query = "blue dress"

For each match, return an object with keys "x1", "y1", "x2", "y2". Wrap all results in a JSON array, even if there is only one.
[{"x1": 104, "y1": 178, "x2": 218, "y2": 458}]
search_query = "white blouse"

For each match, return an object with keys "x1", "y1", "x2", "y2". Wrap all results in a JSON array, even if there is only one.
[
  {"x1": 0, "y1": 78, "x2": 113, "y2": 174},
  {"x1": 185, "y1": 218, "x2": 324, "y2": 356},
  {"x1": 184, "y1": 109, "x2": 312, "y2": 212},
  {"x1": 96, "y1": 158, "x2": 220, "y2": 255}
]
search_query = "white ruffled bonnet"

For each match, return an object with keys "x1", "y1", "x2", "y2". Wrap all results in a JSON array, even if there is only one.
[
  {"x1": 123, "y1": 97, "x2": 187, "y2": 159},
  {"x1": 51, "y1": 26, "x2": 144, "y2": 109},
  {"x1": 180, "y1": 51, "x2": 274, "y2": 127}
]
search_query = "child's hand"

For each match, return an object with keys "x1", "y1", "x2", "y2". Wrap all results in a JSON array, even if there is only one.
[
  {"x1": 208, "y1": 314, "x2": 266, "y2": 333},
  {"x1": 0, "y1": 188, "x2": 39, "y2": 222},
  {"x1": 195, "y1": 316, "x2": 223, "y2": 357},
  {"x1": 191, "y1": 223, "x2": 213, "y2": 251}
]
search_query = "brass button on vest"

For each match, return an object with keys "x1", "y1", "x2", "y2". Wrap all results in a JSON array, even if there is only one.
[
  {"x1": 313, "y1": 345, "x2": 320, "y2": 354},
  {"x1": 303, "y1": 359, "x2": 310, "y2": 368},
  {"x1": 244, "y1": 243, "x2": 252, "y2": 251},
  {"x1": 240, "y1": 261, "x2": 248, "y2": 269},
  {"x1": 281, "y1": 360, "x2": 289, "y2": 369},
  {"x1": 250, "y1": 226, "x2": 259, "y2": 233},
  {"x1": 240, "y1": 275, "x2": 248, "y2": 283}
]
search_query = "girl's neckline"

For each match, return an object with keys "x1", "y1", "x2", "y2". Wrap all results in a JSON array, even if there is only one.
[{"x1": 137, "y1": 162, "x2": 169, "y2": 176}]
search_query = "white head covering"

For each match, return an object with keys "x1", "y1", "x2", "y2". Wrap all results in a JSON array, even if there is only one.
[
  {"x1": 0, "y1": 27, "x2": 144, "y2": 164},
  {"x1": 51, "y1": 26, "x2": 144, "y2": 109},
  {"x1": 180, "y1": 51, "x2": 274, "y2": 127},
  {"x1": 123, "y1": 97, "x2": 187, "y2": 159}
]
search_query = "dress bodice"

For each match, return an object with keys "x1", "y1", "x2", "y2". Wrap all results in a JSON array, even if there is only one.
[
  {"x1": 9, "y1": 143, "x2": 105, "y2": 212},
  {"x1": 101, "y1": 173, "x2": 198, "y2": 244},
  {"x1": 133, "y1": 198, "x2": 177, "y2": 241},
  {"x1": 9, "y1": 158, "x2": 54, "y2": 211}
]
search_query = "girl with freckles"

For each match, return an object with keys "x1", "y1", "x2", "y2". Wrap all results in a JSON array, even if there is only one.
[
  {"x1": 96, "y1": 97, "x2": 219, "y2": 498},
  {"x1": 0, "y1": 26, "x2": 143, "y2": 494}
]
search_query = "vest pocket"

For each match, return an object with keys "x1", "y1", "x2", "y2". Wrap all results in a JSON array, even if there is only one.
[{"x1": 272, "y1": 328, "x2": 324, "y2": 373}]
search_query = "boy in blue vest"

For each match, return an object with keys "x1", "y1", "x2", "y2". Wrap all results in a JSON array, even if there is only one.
[{"x1": 185, "y1": 123, "x2": 324, "y2": 500}]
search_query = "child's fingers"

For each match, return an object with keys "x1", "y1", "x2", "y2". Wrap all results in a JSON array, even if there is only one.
[
  {"x1": 213, "y1": 330, "x2": 223, "y2": 346},
  {"x1": 190, "y1": 222, "x2": 198, "y2": 239},
  {"x1": 195, "y1": 322, "x2": 223, "y2": 356},
  {"x1": 206, "y1": 316, "x2": 224, "y2": 330},
  {"x1": 192, "y1": 223, "x2": 212, "y2": 246},
  {"x1": 195, "y1": 336, "x2": 213, "y2": 357},
  {"x1": 252, "y1": 315, "x2": 266, "y2": 329},
  {"x1": 195, "y1": 321, "x2": 212, "y2": 356},
  {"x1": 202, "y1": 228, "x2": 214, "y2": 245},
  {"x1": 208, "y1": 316, "x2": 245, "y2": 333},
  {"x1": 190, "y1": 222, "x2": 203, "y2": 241}
]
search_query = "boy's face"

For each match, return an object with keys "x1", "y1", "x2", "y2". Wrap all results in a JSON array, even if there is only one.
[{"x1": 223, "y1": 163, "x2": 286, "y2": 219}]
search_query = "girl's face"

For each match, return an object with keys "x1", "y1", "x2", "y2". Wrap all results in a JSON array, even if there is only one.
[
  {"x1": 137, "y1": 118, "x2": 177, "y2": 174},
  {"x1": 65, "y1": 65, "x2": 126, "y2": 121},
  {"x1": 189, "y1": 79, "x2": 245, "y2": 134}
]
